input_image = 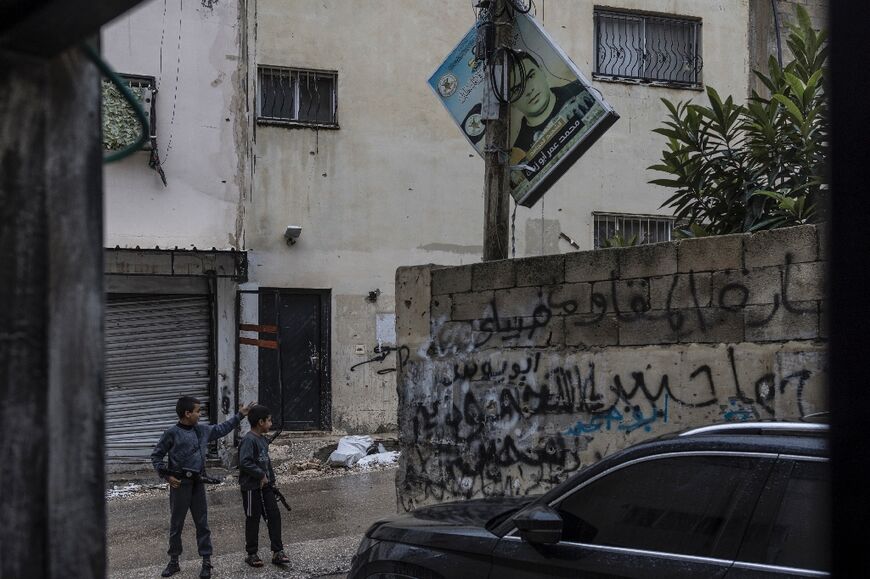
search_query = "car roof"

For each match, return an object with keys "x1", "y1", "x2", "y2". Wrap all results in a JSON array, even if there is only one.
[{"x1": 618, "y1": 421, "x2": 829, "y2": 464}]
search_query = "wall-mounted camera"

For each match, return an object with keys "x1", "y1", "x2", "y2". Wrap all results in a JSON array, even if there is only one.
[{"x1": 284, "y1": 225, "x2": 302, "y2": 246}]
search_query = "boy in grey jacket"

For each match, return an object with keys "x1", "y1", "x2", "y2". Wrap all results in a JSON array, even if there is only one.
[
  {"x1": 151, "y1": 396, "x2": 253, "y2": 578},
  {"x1": 239, "y1": 404, "x2": 290, "y2": 567}
]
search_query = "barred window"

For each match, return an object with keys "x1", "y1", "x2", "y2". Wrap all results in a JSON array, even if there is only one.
[
  {"x1": 101, "y1": 74, "x2": 156, "y2": 151},
  {"x1": 257, "y1": 66, "x2": 337, "y2": 127},
  {"x1": 594, "y1": 9, "x2": 702, "y2": 87},
  {"x1": 593, "y1": 212, "x2": 676, "y2": 249}
]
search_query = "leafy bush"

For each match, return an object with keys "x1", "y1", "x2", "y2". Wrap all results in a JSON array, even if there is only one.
[
  {"x1": 602, "y1": 233, "x2": 638, "y2": 248},
  {"x1": 649, "y1": 6, "x2": 828, "y2": 237}
]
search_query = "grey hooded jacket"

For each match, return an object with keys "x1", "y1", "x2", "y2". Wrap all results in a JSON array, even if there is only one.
[{"x1": 151, "y1": 414, "x2": 241, "y2": 478}]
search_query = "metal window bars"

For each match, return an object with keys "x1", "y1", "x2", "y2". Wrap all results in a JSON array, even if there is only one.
[
  {"x1": 594, "y1": 10, "x2": 702, "y2": 87},
  {"x1": 593, "y1": 212, "x2": 676, "y2": 249},
  {"x1": 258, "y1": 66, "x2": 337, "y2": 126}
]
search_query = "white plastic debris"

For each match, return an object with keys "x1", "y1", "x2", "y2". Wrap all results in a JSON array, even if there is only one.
[
  {"x1": 327, "y1": 435, "x2": 374, "y2": 467},
  {"x1": 356, "y1": 451, "x2": 400, "y2": 470},
  {"x1": 106, "y1": 483, "x2": 142, "y2": 499}
]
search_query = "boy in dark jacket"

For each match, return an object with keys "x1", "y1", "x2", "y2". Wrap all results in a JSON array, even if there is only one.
[
  {"x1": 239, "y1": 404, "x2": 290, "y2": 567},
  {"x1": 151, "y1": 396, "x2": 253, "y2": 578}
]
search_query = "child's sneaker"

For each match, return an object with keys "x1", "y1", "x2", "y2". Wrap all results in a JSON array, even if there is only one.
[
  {"x1": 272, "y1": 550, "x2": 290, "y2": 566},
  {"x1": 161, "y1": 559, "x2": 180, "y2": 577},
  {"x1": 245, "y1": 553, "x2": 264, "y2": 567}
]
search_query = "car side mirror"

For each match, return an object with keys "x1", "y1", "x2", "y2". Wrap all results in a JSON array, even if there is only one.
[{"x1": 514, "y1": 505, "x2": 563, "y2": 545}]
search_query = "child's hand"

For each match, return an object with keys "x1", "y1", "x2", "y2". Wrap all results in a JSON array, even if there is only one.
[
  {"x1": 166, "y1": 476, "x2": 181, "y2": 489},
  {"x1": 239, "y1": 401, "x2": 256, "y2": 416},
  {"x1": 260, "y1": 475, "x2": 268, "y2": 488}
]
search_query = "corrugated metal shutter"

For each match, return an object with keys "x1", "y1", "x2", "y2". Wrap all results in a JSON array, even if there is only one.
[{"x1": 105, "y1": 295, "x2": 212, "y2": 463}]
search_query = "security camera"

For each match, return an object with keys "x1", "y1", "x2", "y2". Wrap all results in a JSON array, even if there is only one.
[{"x1": 284, "y1": 225, "x2": 302, "y2": 246}]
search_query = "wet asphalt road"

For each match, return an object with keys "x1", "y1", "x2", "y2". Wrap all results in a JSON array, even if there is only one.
[{"x1": 108, "y1": 469, "x2": 398, "y2": 578}]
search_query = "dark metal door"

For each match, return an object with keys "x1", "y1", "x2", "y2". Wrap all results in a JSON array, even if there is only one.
[{"x1": 259, "y1": 290, "x2": 330, "y2": 430}]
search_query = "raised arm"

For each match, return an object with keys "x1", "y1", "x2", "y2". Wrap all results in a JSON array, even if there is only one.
[
  {"x1": 207, "y1": 401, "x2": 254, "y2": 441},
  {"x1": 207, "y1": 412, "x2": 241, "y2": 441}
]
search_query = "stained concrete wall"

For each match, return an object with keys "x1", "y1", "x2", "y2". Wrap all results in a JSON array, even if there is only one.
[
  {"x1": 246, "y1": 0, "x2": 753, "y2": 434},
  {"x1": 396, "y1": 225, "x2": 828, "y2": 510},
  {"x1": 102, "y1": 0, "x2": 246, "y2": 250}
]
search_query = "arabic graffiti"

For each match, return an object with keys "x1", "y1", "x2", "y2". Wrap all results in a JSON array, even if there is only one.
[
  {"x1": 398, "y1": 244, "x2": 828, "y2": 510},
  {"x1": 398, "y1": 343, "x2": 825, "y2": 510}
]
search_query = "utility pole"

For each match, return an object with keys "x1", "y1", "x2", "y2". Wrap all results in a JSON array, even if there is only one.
[{"x1": 482, "y1": 0, "x2": 514, "y2": 261}]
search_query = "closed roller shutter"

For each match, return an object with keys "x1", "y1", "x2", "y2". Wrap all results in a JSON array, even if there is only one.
[{"x1": 105, "y1": 295, "x2": 212, "y2": 463}]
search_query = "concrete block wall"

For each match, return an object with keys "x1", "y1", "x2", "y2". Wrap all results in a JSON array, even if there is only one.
[{"x1": 395, "y1": 225, "x2": 827, "y2": 510}]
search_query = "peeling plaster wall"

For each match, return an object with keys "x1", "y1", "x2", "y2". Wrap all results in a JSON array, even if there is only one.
[
  {"x1": 396, "y1": 225, "x2": 828, "y2": 510},
  {"x1": 247, "y1": 0, "x2": 753, "y2": 433},
  {"x1": 102, "y1": 0, "x2": 245, "y2": 250}
]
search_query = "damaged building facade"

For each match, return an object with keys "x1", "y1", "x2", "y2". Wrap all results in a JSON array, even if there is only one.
[{"x1": 101, "y1": 0, "x2": 827, "y2": 465}]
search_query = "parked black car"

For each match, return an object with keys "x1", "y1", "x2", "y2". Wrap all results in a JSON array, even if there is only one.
[{"x1": 350, "y1": 422, "x2": 830, "y2": 578}]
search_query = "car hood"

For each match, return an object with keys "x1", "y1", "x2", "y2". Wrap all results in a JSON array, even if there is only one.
[{"x1": 370, "y1": 496, "x2": 535, "y2": 547}]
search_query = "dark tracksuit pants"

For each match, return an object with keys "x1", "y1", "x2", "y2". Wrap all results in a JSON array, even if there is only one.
[
  {"x1": 168, "y1": 480, "x2": 212, "y2": 557},
  {"x1": 241, "y1": 487, "x2": 283, "y2": 554}
]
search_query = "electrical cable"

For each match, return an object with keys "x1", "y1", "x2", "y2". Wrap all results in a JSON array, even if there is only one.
[
  {"x1": 511, "y1": 199, "x2": 517, "y2": 258},
  {"x1": 81, "y1": 43, "x2": 149, "y2": 163},
  {"x1": 506, "y1": 0, "x2": 532, "y2": 15},
  {"x1": 158, "y1": 0, "x2": 168, "y2": 87},
  {"x1": 162, "y1": 0, "x2": 184, "y2": 165},
  {"x1": 490, "y1": 47, "x2": 527, "y2": 104}
]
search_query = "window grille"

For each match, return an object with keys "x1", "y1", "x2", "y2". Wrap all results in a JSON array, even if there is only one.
[
  {"x1": 593, "y1": 212, "x2": 676, "y2": 249},
  {"x1": 257, "y1": 66, "x2": 337, "y2": 127},
  {"x1": 594, "y1": 10, "x2": 702, "y2": 87}
]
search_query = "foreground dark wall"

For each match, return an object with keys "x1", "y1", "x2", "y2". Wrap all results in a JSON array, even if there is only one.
[{"x1": 0, "y1": 46, "x2": 105, "y2": 577}]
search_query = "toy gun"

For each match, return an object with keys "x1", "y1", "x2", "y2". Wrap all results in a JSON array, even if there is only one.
[
  {"x1": 269, "y1": 483, "x2": 292, "y2": 512},
  {"x1": 267, "y1": 429, "x2": 283, "y2": 444},
  {"x1": 169, "y1": 467, "x2": 223, "y2": 485}
]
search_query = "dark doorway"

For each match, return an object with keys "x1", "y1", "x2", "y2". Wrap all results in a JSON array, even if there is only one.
[{"x1": 258, "y1": 289, "x2": 331, "y2": 430}]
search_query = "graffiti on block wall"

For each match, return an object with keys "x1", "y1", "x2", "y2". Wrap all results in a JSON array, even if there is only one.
[
  {"x1": 437, "y1": 253, "x2": 817, "y2": 356},
  {"x1": 398, "y1": 341, "x2": 824, "y2": 510},
  {"x1": 398, "y1": 245, "x2": 827, "y2": 510}
]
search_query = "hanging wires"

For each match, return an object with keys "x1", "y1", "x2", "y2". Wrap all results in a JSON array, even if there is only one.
[
  {"x1": 482, "y1": 0, "x2": 539, "y2": 105},
  {"x1": 511, "y1": 199, "x2": 518, "y2": 258},
  {"x1": 489, "y1": 46, "x2": 526, "y2": 104}
]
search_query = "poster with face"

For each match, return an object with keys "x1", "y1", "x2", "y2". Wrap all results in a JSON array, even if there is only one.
[{"x1": 428, "y1": 12, "x2": 618, "y2": 207}]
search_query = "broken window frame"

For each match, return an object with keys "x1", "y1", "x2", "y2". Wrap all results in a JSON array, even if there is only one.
[
  {"x1": 257, "y1": 66, "x2": 339, "y2": 128},
  {"x1": 101, "y1": 73, "x2": 157, "y2": 151}
]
